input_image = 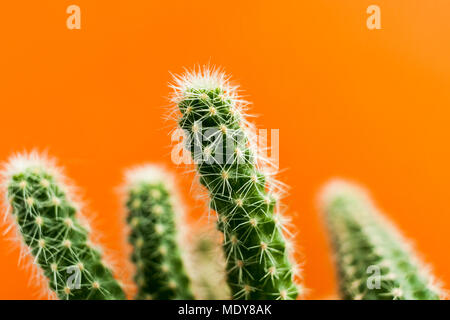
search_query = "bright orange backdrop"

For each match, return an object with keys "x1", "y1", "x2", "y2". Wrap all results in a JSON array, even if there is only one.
[{"x1": 0, "y1": 0, "x2": 449, "y2": 299}]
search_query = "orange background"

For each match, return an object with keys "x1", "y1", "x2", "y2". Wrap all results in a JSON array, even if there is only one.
[{"x1": 0, "y1": 1, "x2": 449, "y2": 299}]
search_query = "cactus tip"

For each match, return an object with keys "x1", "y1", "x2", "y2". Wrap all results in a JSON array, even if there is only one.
[
  {"x1": 170, "y1": 65, "x2": 238, "y2": 101},
  {"x1": 125, "y1": 164, "x2": 174, "y2": 188}
]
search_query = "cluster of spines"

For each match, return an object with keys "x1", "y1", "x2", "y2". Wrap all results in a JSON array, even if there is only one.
[
  {"x1": 171, "y1": 67, "x2": 299, "y2": 300},
  {"x1": 2, "y1": 153, "x2": 125, "y2": 300},
  {"x1": 124, "y1": 165, "x2": 194, "y2": 299},
  {"x1": 320, "y1": 180, "x2": 441, "y2": 300}
]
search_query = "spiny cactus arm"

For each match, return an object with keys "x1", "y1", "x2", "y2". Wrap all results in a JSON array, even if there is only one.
[
  {"x1": 320, "y1": 180, "x2": 442, "y2": 300},
  {"x1": 2, "y1": 153, "x2": 125, "y2": 300},
  {"x1": 124, "y1": 165, "x2": 194, "y2": 300},
  {"x1": 170, "y1": 66, "x2": 300, "y2": 300}
]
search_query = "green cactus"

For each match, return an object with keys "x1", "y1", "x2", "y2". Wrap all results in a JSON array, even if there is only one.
[
  {"x1": 189, "y1": 226, "x2": 231, "y2": 300},
  {"x1": 320, "y1": 180, "x2": 442, "y2": 300},
  {"x1": 124, "y1": 165, "x2": 194, "y2": 299},
  {"x1": 2, "y1": 153, "x2": 125, "y2": 300},
  {"x1": 170, "y1": 66, "x2": 300, "y2": 300}
]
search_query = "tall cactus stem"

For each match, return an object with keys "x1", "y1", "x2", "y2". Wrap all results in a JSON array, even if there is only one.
[
  {"x1": 123, "y1": 165, "x2": 194, "y2": 299},
  {"x1": 170, "y1": 66, "x2": 300, "y2": 300},
  {"x1": 1, "y1": 152, "x2": 125, "y2": 300},
  {"x1": 319, "y1": 179, "x2": 442, "y2": 300}
]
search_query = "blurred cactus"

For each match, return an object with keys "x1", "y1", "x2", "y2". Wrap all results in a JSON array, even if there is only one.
[
  {"x1": 170, "y1": 66, "x2": 300, "y2": 299},
  {"x1": 320, "y1": 180, "x2": 442, "y2": 300},
  {"x1": 2, "y1": 152, "x2": 125, "y2": 300},
  {"x1": 189, "y1": 226, "x2": 230, "y2": 299},
  {"x1": 124, "y1": 165, "x2": 194, "y2": 299}
]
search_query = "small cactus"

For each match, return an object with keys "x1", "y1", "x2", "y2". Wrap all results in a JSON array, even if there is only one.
[
  {"x1": 188, "y1": 226, "x2": 230, "y2": 300},
  {"x1": 320, "y1": 179, "x2": 442, "y2": 300},
  {"x1": 2, "y1": 152, "x2": 125, "y2": 300},
  {"x1": 124, "y1": 165, "x2": 194, "y2": 299},
  {"x1": 170, "y1": 66, "x2": 299, "y2": 299}
]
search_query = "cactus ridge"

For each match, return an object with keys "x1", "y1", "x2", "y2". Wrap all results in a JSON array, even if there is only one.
[
  {"x1": 124, "y1": 165, "x2": 194, "y2": 299},
  {"x1": 321, "y1": 180, "x2": 441, "y2": 300},
  {"x1": 2, "y1": 153, "x2": 125, "y2": 300},
  {"x1": 171, "y1": 66, "x2": 299, "y2": 300}
]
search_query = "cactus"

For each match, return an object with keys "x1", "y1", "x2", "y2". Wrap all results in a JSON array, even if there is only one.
[
  {"x1": 188, "y1": 226, "x2": 231, "y2": 300},
  {"x1": 170, "y1": 66, "x2": 299, "y2": 299},
  {"x1": 320, "y1": 180, "x2": 442, "y2": 300},
  {"x1": 2, "y1": 152, "x2": 125, "y2": 300},
  {"x1": 124, "y1": 165, "x2": 194, "y2": 299}
]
